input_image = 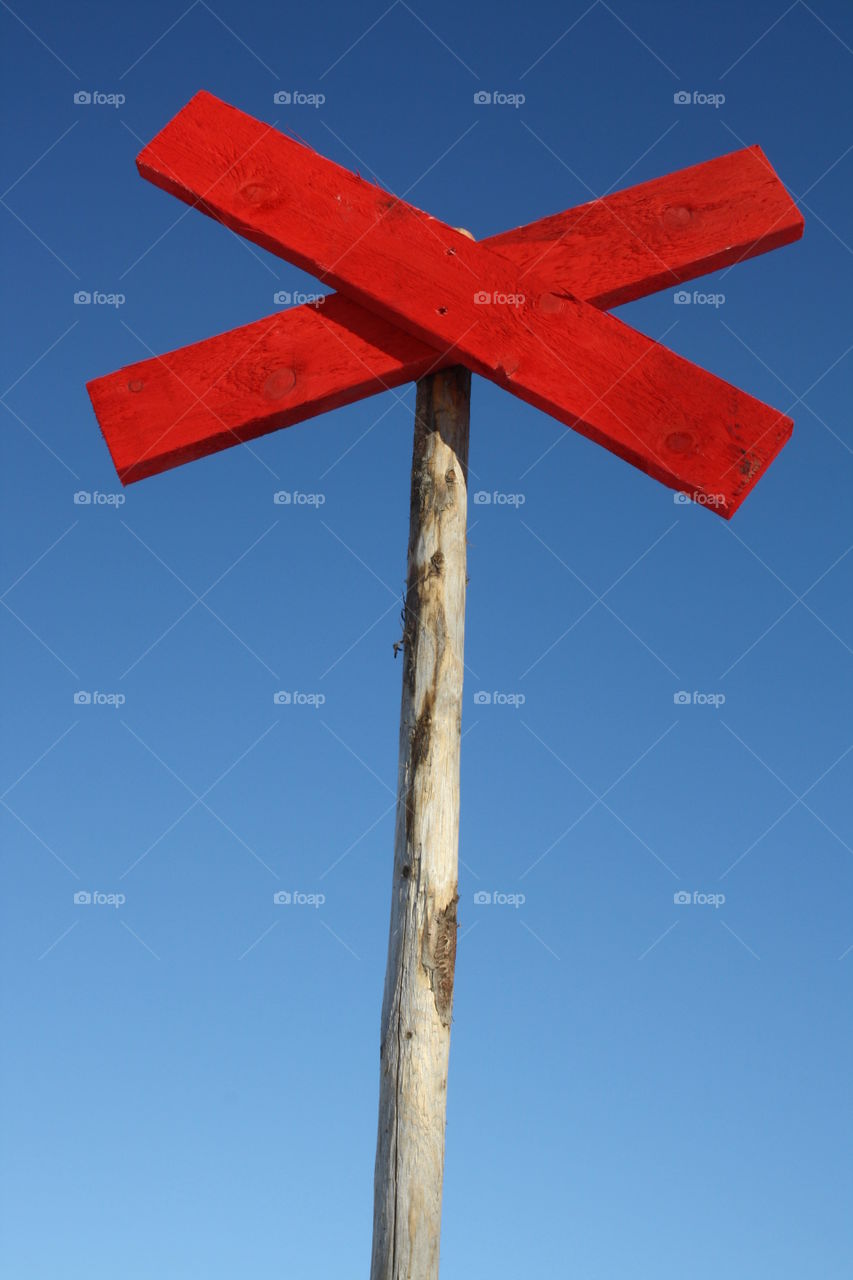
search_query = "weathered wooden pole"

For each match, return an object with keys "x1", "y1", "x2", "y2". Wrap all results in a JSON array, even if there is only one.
[{"x1": 370, "y1": 362, "x2": 471, "y2": 1279}]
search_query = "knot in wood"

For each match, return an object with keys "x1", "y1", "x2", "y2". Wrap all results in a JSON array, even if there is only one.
[{"x1": 422, "y1": 894, "x2": 458, "y2": 1028}]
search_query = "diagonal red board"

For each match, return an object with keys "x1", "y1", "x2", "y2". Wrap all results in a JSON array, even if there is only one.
[{"x1": 89, "y1": 141, "x2": 802, "y2": 488}]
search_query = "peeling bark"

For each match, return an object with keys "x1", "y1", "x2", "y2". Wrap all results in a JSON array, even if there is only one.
[{"x1": 370, "y1": 366, "x2": 470, "y2": 1280}]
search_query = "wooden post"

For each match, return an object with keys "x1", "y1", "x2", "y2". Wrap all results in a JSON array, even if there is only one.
[{"x1": 370, "y1": 363, "x2": 471, "y2": 1279}]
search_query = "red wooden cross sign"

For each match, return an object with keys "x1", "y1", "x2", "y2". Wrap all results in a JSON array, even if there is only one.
[
  {"x1": 86, "y1": 92, "x2": 803, "y2": 1277},
  {"x1": 89, "y1": 91, "x2": 802, "y2": 513}
]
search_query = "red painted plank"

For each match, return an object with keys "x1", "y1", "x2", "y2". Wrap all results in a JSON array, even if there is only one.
[
  {"x1": 129, "y1": 93, "x2": 794, "y2": 515},
  {"x1": 90, "y1": 94, "x2": 800, "y2": 513},
  {"x1": 88, "y1": 295, "x2": 439, "y2": 482},
  {"x1": 88, "y1": 142, "x2": 802, "y2": 488},
  {"x1": 490, "y1": 143, "x2": 803, "y2": 310}
]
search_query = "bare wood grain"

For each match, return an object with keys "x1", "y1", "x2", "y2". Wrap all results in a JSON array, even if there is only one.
[{"x1": 371, "y1": 365, "x2": 469, "y2": 1279}]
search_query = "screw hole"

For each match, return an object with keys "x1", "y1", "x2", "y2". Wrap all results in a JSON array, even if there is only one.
[{"x1": 437, "y1": 306, "x2": 448, "y2": 315}]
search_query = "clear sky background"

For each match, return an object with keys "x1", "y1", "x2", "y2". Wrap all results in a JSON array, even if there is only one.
[{"x1": 1, "y1": 1, "x2": 851, "y2": 1276}]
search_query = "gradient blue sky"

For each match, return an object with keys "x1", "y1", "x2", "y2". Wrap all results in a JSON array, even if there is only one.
[{"x1": 2, "y1": 1, "x2": 852, "y2": 1276}]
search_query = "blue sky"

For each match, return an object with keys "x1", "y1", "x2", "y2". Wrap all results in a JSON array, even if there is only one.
[{"x1": 1, "y1": 1, "x2": 851, "y2": 1275}]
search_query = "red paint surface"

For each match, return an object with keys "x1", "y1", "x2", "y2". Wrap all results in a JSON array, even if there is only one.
[{"x1": 88, "y1": 92, "x2": 803, "y2": 515}]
